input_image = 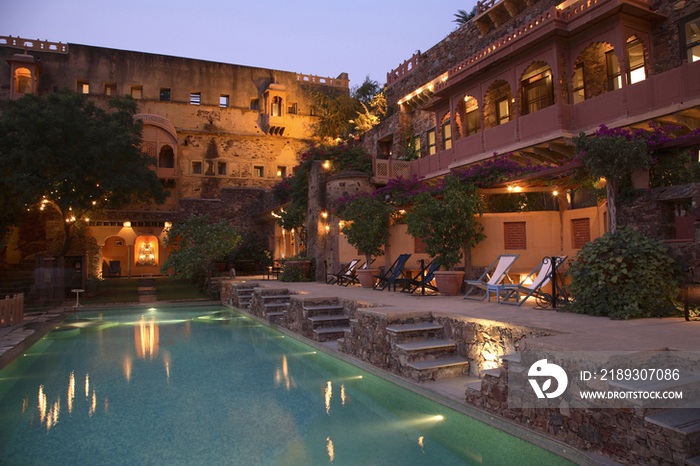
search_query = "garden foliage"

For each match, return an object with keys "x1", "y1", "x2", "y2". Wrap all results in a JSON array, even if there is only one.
[
  {"x1": 565, "y1": 227, "x2": 683, "y2": 319},
  {"x1": 336, "y1": 194, "x2": 392, "y2": 263}
]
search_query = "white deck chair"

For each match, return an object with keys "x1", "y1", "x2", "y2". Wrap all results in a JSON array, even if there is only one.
[
  {"x1": 499, "y1": 256, "x2": 568, "y2": 307},
  {"x1": 463, "y1": 254, "x2": 520, "y2": 300}
]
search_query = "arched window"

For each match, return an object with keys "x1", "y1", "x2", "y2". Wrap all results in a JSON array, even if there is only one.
[
  {"x1": 520, "y1": 62, "x2": 554, "y2": 116},
  {"x1": 485, "y1": 81, "x2": 514, "y2": 129},
  {"x1": 573, "y1": 42, "x2": 618, "y2": 102},
  {"x1": 159, "y1": 145, "x2": 175, "y2": 168},
  {"x1": 14, "y1": 67, "x2": 32, "y2": 95}
]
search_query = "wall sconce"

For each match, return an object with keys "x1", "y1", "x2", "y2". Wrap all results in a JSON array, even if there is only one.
[
  {"x1": 323, "y1": 160, "x2": 331, "y2": 170},
  {"x1": 552, "y1": 190, "x2": 559, "y2": 196},
  {"x1": 124, "y1": 221, "x2": 132, "y2": 228},
  {"x1": 324, "y1": 225, "x2": 330, "y2": 233},
  {"x1": 338, "y1": 221, "x2": 345, "y2": 230},
  {"x1": 164, "y1": 222, "x2": 171, "y2": 230},
  {"x1": 321, "y1": 211, "x2": 328, "y2": 220}
]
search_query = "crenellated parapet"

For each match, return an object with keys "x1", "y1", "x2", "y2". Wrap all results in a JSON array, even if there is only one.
[{"x1": 0, "y1": 35, "x2": 68, "y2": 53}]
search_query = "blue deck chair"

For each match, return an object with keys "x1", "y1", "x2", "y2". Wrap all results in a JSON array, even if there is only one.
[
  {"x1": 463, "y1": 254, "x2": 519, "y2": 300},
  {"x1": 338, "y1": 258, "x2": 375, "y2": 286},
  {"x1": 326, "y1": 259, "x2": 360, "y2": 285},
  {"x1": 499, "y1": 256, "x2": 568, "y2": 307},
  {"x1": 395, "y1": 260, "x2": 441, "y2": 294},
  {"x1": 374, "y1": 254, "x2": 411, "y2": 291}
]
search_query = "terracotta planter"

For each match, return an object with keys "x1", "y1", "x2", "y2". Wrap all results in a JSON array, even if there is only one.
[
  {"x1": 357, "y1": 268, "x2": 379, "y2": 288},
  {"x1": 433, "y1": 270, "x2": 465, "y2": 296}
]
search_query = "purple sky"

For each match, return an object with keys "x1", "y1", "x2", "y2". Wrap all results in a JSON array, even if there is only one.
[{"x1": 1, "y1": 0, "x2": 477, "y2": 89}]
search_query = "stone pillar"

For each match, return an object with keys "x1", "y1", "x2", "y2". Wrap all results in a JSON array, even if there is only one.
[{"x1": 306, "y1": 160, "x2": 326, "y2": 281}]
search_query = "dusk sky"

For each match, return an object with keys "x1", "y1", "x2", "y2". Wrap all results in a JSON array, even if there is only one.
[{"x1": 1, "y1": 0, "x2": 477, "y2": 89}]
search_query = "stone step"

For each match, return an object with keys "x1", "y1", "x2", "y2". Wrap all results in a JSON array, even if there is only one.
[
  {"x1": 482, "y1": 367, "x2": 501, "y2": 378},
  {"x1": 308, "y1": 314, "x2": 349, "y2": 323},
  {"x1": 386, "y1": 323, "x2": 443, "y2": 333},
  {"x1": 261, "y1": 294, "x2": 291, "y2": 300},
  {"x1": 395, "y1": 339, "x2": 455, "y2": 352},
  {"x1": 406, "y1": 357, "x2": 470, "y2": 372},
  {"x1": 303, "y1": 304, "x2": 343, "y2": 312},
  {"x1": 312, "y1": 326, "x2": 349, "y2": 342},
  {"x1": 645, "y1": 408, "x2": 700, "y2": 435},
  {"x1": 686, "y1": 455, "x2": 700, "y2": 466},
  {"x1": 264, "y1": 302, "x2": 289, "y2": 309}
]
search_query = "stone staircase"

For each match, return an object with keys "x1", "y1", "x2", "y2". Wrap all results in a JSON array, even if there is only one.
[
  {"x1": 262, "y1": 293, "x2": 291, "y2": 324},
  {"x1": 229, "y1": 283, "x2": 259, "y2": 310},
  {"x1": 305, "y1": 302, "x2": 349, "y2": 342},
  {"x1": 386, "y1": 322, "x2": 469, "y2": 382}
]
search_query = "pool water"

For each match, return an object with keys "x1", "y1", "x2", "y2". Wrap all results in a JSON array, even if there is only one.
[{"x1": 0, "y1": 306, "x2": 576, "y2": 466}]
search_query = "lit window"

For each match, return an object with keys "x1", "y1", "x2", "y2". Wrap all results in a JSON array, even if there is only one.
[
  {"x1": 254, "y1": 166, "x2": 264, "y2": 177},
  {"x1": 427, "y1": 129, "x2": 436, "y2": 156},
  {"x1": 441, "y1": 115, "x2": 452, "y2": 150},
  {"x1": 220, "y1": 95, "x2": 229, "y2": 108},
  {"x1": 496, "y1": 98, "x2": 510, "y2": 125},
  {"x1": 77, "y1": 80, "x2": 89, "y2": 94},
  {"x1": 464, "y1": 96, "x2": 480, "y2": 136},
  {"x1": 271, "y1": 96, "x2": 282, "y2": 116},
  {"x1": 190, "y1": 92, "x2": 201, "y2": 105},
  {"x1": 14, "y1": 67, "x2": 32, "y2": 94},
  {"x1": 521, "y1": 65, "x2": 553, "y2": 115},
  {"x1": 131, "y1": 86, "x2": 142, "y2": 100},
  {"x1": 572, "y1": 63, "x2": 585, "y2": 104},
  {"x1": 310, "y1": 105, "x2": 317, "y2": 116},
  {"x1": 217, "y1": 162, "x2": 227, "y2": 176},
  {"x1": 160, "y1": 88, "x2": 171, "y2": 102},
  {"x1": 277, "y1": 166, "x2": 287, "y2": 177},
  {"x1": 192, "y1": 161, "x2": 202, "y2": 175},
  {"x1": 413, "y1": 135, "x2": 421, "y2": 154},
  {"x1": 605, "y1": 50, "x2": 621, "y2": 91},
  {"x1": 105, "y1": 83, "x2": 116, "y2": 96},
  {"x1": 683, "y1": 14, "x2": 700, "y2": 62},
  {"x1": 288, "y1": 102, "x2": 297, "y2": 114},
  {"x1": 627, "y1": 39, "x2": 646, "y2": 85}
]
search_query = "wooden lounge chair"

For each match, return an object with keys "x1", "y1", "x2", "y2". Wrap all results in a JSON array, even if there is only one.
[
  {"x1": 374, "y1": 254, "x2": 411, "y2": 291},
  {"x1": 326, "y1": 259, "x2": 360, "y2": 285},
  {"x1": 499, "y1": 256, "x2": 568, "y2": 307},
  {"x1": 338, "y1": 259, "x2": 375, "y2": 286},
  {"x1": 463, "y1": 254, "x2": 519, "y2": 300},
  {"x1": 396, "y1": 260, "x2": 441, "y2": 294}
]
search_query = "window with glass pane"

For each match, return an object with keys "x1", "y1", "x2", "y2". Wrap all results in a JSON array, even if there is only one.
[
  {"x1": 522, "y1": 74, "x2": 553, "y2": 115},
  {"x1": 190, "y1": 92, "x2": 201, "y2": 105},
  {"x1": 464, "y1": 96, "x2": 480, "y2": 136},
  {"x1": 496, "y1": 98, "x2": 510, "y2": 125},
  {"x1": 606, "y1": 50, "x2": 621, "y2": 91},
  {"x1": 427, "y1": 129, "x2": 436, "y2": 155},
  {"x1": 160, "y1": 88, "x2": 171, "y2": 102},
  {"x1": 105, "y1": 83, "x2": 116, "y2": 96},
  {"x1": 220, "y1": 95, "x2": 229, "y2": 108},
  {"x1": 192, "y1": 161, "x2": 202, "y2": 175},
  {"x1": 684, "y1": 16, "x2": 700, "y2": 62},
  {"x1": 442, "y1": 117, "x2": 452, "y2": 150},
  {"x1": 218, "y1": 162, "x2": 227, "y2": 175},
  {"x1": 573, "y1": 64, "x2": 585, "y2": 104},
  {"x1": 627, "y1": 39, "x2": 646, "y2": 85}
]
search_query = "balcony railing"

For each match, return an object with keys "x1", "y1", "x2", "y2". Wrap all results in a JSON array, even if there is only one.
[{"x1": 374, "y1": 158, "x2": 411, "y2": 182}]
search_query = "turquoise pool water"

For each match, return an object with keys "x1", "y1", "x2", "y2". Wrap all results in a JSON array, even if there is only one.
[{"x1": 0, "y1": 306, "x2": 576, "y2": 465}]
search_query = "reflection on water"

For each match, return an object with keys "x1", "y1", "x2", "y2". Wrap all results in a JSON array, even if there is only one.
[
  {"x1": 326, "y1": 437, "x2": 334, "y2": 463},
  {"x1": 274, "y1": 355, "x2": 296, "y2": 391},
  {"x1": 68, "y1": 371, "x2": 74, "y2": 414},
  {"x1": 325, "y1": 381, "x2": 332, "y2": 415},
  {"x1": 124, "y1": 356, "x2": 132, "y2": 382},
  {"x1": 135, "y1": 317, "x2": 159, "y2": 359}
]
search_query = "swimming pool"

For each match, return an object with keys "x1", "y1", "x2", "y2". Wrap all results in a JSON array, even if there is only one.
[{"x1": 0, "y1": 306, "x2": 577, "y2": 465}]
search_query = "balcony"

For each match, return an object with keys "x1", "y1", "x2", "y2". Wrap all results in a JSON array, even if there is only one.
[{"x1": 373, "y1": 158, "x2": 411, "y2": 183}]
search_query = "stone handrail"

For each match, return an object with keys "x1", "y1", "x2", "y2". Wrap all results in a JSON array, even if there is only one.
[
  {"x1": 0, "y1": 35, "x2": 68, "y2": 53},
  {"x1": 296, "y1": 73, "x2": 348, "y2": 89},
  {"x1": 0, "y1": 293, "x2": 24, "y2": 328},
  {"x1": 387, "y1": 52, "x2": 420, "y2": 88}
]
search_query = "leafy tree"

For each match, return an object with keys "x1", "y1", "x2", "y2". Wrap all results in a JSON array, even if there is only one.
[
  {"x1": 351, "y1": 76, "x2": 382, "y2": 107},
  {"x1": 406, "y1": 176, "x2": 486, "y2": 270},
  {"x1": 453, "y1": 7, "x2": 477, "y2": 25},
  {"x1": 574, "y1": 126, "x2": 650, "y2": 233},
  {"x1": 336, "y1": 194, "x2": 392, "y2": 264},
  {"x1": 0, "y1": 90, "x2": 167, "y2": 256},
  {"x1": 161, "y1": 215, "x2": 241, "y2": 290}
]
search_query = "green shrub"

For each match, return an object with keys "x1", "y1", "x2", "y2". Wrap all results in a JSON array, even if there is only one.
[
  {"x1": 565, "y1": 227, "x2": 684, "y2": 319},
  {"x1": 278, "y1": 257, "x2": 315, "y2": 282}
]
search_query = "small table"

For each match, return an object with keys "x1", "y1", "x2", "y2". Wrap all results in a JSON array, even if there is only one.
[
  {"x1": 486, "y1": 284, "x2": 511, "y2": 303},
  {"x1": 71, "y1": 289, "x2": 84, "y2": 308}
]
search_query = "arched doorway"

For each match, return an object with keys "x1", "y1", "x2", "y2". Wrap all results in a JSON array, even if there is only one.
[
  {"x1": 134, "y1": 235, "x2": 161, "y2": 275},
  {"x1": 102, "y1": 236, "x2": 128, "y2": 277}
]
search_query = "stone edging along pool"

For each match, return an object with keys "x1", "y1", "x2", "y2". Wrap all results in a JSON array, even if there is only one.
[{"x1": 223, "y1": 301, "x2": 604, "y2": 466}]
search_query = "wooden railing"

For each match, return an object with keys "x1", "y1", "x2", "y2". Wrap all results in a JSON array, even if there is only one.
[
  {"x1": 0, "y1": 35, "x2": 68, "y2": 53},
  {"x1": 374, "y1": 159, "x2": 411, "y2": 182},
  {"x1": 0, "y1": 293, "x2": 24, "y2": 328}
]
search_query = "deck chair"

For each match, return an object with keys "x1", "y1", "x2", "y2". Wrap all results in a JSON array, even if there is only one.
[
  {"x1": 326, "y1": 259, "x2": 360, "y2": 285},
  {"x1": 396, "y1": 260, "x2": 441, "y2": 294},
  {"x1": 463, "y1": 254, "x2": 519, "y2": 300},
  {"x1": 108, "y1": 261, "x2": 121, "y2": 277},
  {"x1": 374, "y1": 254, "x2": 411, "y2": 291},
  {"x1": 499, "y1": 256, "x2": 568, "y2": 307},
  {"x1": 338, "y1": 258, "x2": 375, "y2": 286}
]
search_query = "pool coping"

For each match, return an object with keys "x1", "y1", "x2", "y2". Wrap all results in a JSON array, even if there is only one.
[{"x1": 224, "y1": 303, "x2": 619, "y2": 466}]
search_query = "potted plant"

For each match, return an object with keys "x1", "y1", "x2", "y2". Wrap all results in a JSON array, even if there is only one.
[
  {"x1": 337, "y1": 194, "x2": 392, "y2": 287},
  {"x1": 406, "y1": 176, "x2": 486, "y2": 295}
]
